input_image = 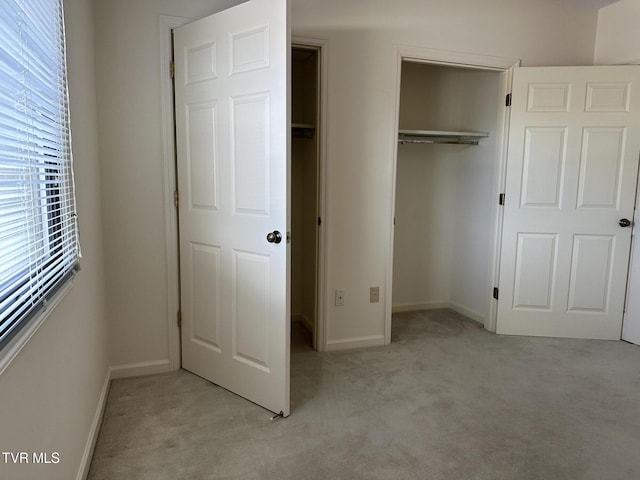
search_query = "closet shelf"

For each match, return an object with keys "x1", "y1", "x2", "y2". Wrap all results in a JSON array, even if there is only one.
[
  {"x1": 398, "y1": 129, "x2": 489, "y2": 145},
  {"x1": 292, "y1": 123, "x2": 315, "y2": 138}
]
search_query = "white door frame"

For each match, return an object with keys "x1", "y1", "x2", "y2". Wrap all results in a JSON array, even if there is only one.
[
  {"x1": 385, "y1": 46, "x2": 520, "y2": 342},
  {"x1": 291, "y1": 36, "x2": 330, "y2": 351},
  {"x1": 160, "y1": 18, "x2": 332, "y2": 367},
  {"x1": 623, "y1": 175, "x2": 640, "y2": 344},
  {"x1": 159, "y1": 15, "x2": 194, "y2": 370}
]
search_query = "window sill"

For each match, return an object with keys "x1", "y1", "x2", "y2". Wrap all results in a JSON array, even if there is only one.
[{"x1": 0, "y1": 274, "x2": 76, "y2": 376}]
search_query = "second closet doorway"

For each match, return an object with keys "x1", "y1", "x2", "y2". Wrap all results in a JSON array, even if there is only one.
[
  {"x1": 392, "y1": 61, "x2": 504, "y2": 328},
  {"x1": 291, "y1": 45, "x2": 321, "y2": 350}
]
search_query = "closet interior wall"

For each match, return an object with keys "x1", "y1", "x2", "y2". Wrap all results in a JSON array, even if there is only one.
[
  {"x1": 291, "y1": 48, "x2": 319, "y2": 336},
  {"x1": 393, "y1": 62, "x2": 501, "y2": 324}
]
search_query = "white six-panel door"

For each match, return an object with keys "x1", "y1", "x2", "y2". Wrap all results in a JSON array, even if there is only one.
[
  {"x1": 497, "y1": 66, "x2": 640, "y2": 339},
  {"x1": 174, "y1": 0, "x2": 290, "y2": 415}
]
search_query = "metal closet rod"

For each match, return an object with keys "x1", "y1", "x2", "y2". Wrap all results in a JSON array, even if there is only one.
[{"x1": 398, "y1": 129, "x2": 489, "y2": 146}]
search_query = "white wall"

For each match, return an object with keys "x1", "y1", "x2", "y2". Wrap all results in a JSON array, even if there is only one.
[
  {"x1": 94, "y1": 0, "x2": 244, "y2": 370},
  {"x1": 392, "y1": 64, "x2": 500, "y2": 324},
  {"x1": 449, "y1": 69, "x2": 501, "y2": 322},
  {"x1": 292, "y1": 137, "x2": 304, "y2": 317},
  {"x1": 291, "y1": 132, "x2": 318, "y2": 325},
  {"x1": 293, "y1": 0, "x2": 599, "y2": 347},
  {"x1": 0, "y1": 0, "x2": 109, "y2": 478},
  {"x1": 393, "y1": 143, "x2": 456, "y2": 308},
  {"x1": 594, "y1": 0, "x2": 640, "y2": 64}
]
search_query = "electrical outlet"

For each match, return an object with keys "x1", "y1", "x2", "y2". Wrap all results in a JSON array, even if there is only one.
[
  {"x1": 370, "y1": 286, "x2": 380, "y2": 303},
  {"x1": 335, "y1": 289, "x2": 345, "y2": 306}
]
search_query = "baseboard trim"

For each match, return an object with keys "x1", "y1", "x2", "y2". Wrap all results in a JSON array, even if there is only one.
[
  {"x1": 325, "y1": 334, "x2": 385, "y2": 351},
  {"x1": 109, "y1": 359, "x2": 172, "y2": 379},
  {"x1": 449, "y1": 302, "x2": 485, "y2": 326},
  {"x1": 392, "y1": 302, "x2": 449, "y2": 313},
  {"x1": 76, "y1": 367, "x2": 111, "y2": 480}
]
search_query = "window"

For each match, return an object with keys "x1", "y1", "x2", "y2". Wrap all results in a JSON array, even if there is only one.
[{"x1": 0, "y1": 0, "x2": 79, "y2": 350}]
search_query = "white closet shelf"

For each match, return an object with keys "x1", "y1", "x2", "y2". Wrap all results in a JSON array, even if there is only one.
[
  {"x1": 398, "y1": 129, "x2": 489, "y2": 145},
  {"x1": 292, "y1": 123, "x2": 315, "y2": 138}
]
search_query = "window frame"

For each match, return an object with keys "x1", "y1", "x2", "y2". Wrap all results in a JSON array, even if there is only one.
[{"x1": 0, "y1": 0, "x2": 80, "y2": 368}]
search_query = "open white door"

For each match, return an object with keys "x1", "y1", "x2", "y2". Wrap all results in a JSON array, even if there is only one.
[
  {"x1": 497, "y1": 66, "x2": 640, "y2": 339},
  {"x1": 174, "y1": 0, "x2": 290, "y2": 415}
]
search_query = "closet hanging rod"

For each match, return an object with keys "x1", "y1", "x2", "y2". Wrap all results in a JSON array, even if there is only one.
[
  {"x1": 398, "y1": 129, "x2": 489, "y2": 146},
  {"x1": 399, "y1": 138, "x2": 479, "y2": 145}
]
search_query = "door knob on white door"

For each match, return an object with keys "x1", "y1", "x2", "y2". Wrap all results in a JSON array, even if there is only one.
[
  {"x1": 266, "y1": 231, "x2": 282, "y2": 244},
  {"x1": 619, "y1": 218, "x2": 632, "y2": 228}
]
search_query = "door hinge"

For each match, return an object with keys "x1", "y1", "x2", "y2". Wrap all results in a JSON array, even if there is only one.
[
  {"x1": 170, "y1": 61, "x2": 175, "y2": 79},
  {"x1": 174, "y1": 190, "x2": 179, "y2": 209},
  {"x1": 177, "y1": 310, "x2": 182, "y2": 328},
  {"x1": 493, "y1": 287, "x2": 499, "y2": 300},
  {"x1": 506, "y1": 93, "x2": 512, "y2": 107},
  {"x1": 499, "y1": 193, "x2": 505, "y2": 206},
  {"x1": 287, "y1": 232, "x2": 291, "y2": 243},
  {"x1": 317, "y1": 217, "x2": 321, "y2": 226}
]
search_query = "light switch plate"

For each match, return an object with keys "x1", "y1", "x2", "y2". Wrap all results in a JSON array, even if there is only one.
[{"x1": 370, "y1": 286, "x2": 379, "y2": 303}]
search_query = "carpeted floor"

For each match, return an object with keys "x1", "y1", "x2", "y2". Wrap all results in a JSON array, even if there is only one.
[{"x1": 88, "y1": 309, "x2": 640, "y2": 479}]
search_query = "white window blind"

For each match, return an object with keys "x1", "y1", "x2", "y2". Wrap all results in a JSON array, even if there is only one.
[{"x1": 0, "y1": 0, "x2": 79, "y2": 349}]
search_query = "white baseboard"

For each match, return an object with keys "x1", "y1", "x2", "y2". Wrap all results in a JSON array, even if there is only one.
[
  {"x1": 109, "y1": 359, "x2": 172, "y2": 379},
  {"x1": 76, "y1": 367, "x2": 111, "y2": 480},
  {"x1": 325, "y1": 334, "x2": 385, "y2": 351},
  {"x1": 448, "y1": 302, "x2": 485, "y2": 326},
  {"x1": 391, "y1": 302, "x2": 449, "y2": 313}
]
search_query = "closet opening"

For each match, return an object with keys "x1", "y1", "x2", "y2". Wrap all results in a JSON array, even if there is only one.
[
  {"x1": 291, "y1": 45, "x2": 321, "y2": 352},
  {"x1": 390, "y1": 60, "x2": 506, "y2": 338}
]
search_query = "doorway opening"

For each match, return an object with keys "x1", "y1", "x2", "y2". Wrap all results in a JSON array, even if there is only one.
[
  {"x1": 291, "y1": 45, "x2": 321, "y2": 352},
  {"x1": 387, "y1": 52, "x2": 516, "y2": 341}
]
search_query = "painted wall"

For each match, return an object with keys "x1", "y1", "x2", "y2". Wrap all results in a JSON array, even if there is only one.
[
  {"x1": 291, "y1": 134, "x2": 317, "y2": 325},
  {"x1": 292, "y1": 142, "x2": 304, "y2": 317},
  {"x1": 292, "y1": 0, "x2": 599, "y2": 347},
  {"x1": 393, "y1": 64, "x2": 500, "y2": 324},
  {"x1": 0, "y1": 0, "x2": 109, "y2": 478},
  {"x1": 448, "y1": 69, "x2": 501, "y2": 322},
  {"x1": 594, "y1": 0, "x2": 640, "y2": 64},
  {"x1": 94, "y1": 0, "x2": 244, "y2": 370}
]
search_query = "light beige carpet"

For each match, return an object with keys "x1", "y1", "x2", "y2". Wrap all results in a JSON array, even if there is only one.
[{"x1": 88, "y1": 309, "x2": 640, "y2": 479}]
